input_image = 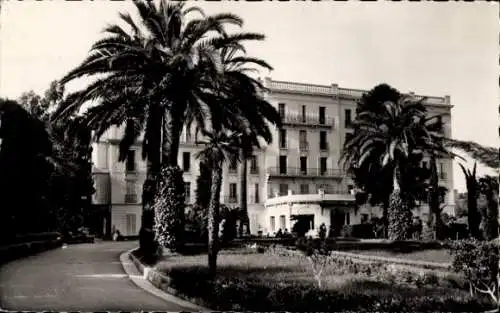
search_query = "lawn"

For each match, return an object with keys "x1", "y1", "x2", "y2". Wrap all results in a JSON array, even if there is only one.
[
  {"x1": 152, "y1": 248, "x2": 493, "y2": 311},
  {"x1": 348, "y1": 248, "x2": 452, "y2": 264}
]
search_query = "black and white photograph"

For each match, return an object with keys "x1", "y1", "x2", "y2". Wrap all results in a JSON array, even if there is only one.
[{"x1": 0, "y1": 0, "x2": 498, "y2": 311}]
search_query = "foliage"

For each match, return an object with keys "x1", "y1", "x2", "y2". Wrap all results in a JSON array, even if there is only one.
[
  {"x1": 459, "y1": 163, "x2": 482, "y2": 239},
  {"x1": 195, "y1": 160, "x2": 212, "y2": 211},
  {"x1": 155, "y1": 250, "x2": 493, "y2": 312},
  {"x1": 478, "y1": 176, "x2": 499, "y2": 241},
  {"x1": 448, "y1": 239, "x2": 499, "y2": 304},
  {"x1": 446, "y1": 139, "x2": 500, "y2": 169},
  {"x1": 153, "y1": 166, "x2": 186, "y2": 251},
  {"x1": 388, "y1": 189, "x2": 413, "y2": 240},
  {"x1": 340, "y1": 224, "x2": 375, "y2": 239}
]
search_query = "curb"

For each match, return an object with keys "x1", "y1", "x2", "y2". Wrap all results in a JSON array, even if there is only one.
[{"x1": 120, "y1": 248, "x2": 209, "y2": 311}]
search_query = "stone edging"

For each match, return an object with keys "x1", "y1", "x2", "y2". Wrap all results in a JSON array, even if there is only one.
[{"x1": 128, "y1": 249, "x2": 211, "y2": 311}]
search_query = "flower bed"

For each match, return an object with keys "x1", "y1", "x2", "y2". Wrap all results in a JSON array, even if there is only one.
[{"x1": 151, "y1": 247, "x2": 493, "y2": 311}]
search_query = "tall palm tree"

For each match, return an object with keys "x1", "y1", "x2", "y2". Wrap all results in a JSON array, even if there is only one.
[
  {"x1": 196, "y1": 129, "x2": 241, "y2": 277},
  {"x1": 342, "y1": 97, "x2": 439, "y2": 240},
  {"x1": 53, "y1": 0, "x2": 280, "y2": 247},
  {"x1": 459, "y1": 162, "x2": 481, "y2": 239}
]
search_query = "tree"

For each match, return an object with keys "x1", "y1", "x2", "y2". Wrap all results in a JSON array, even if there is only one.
[
  {"x1": 478, "y1": 176, "x2": 499, "y2": 241},
  {"x1": 342, "y1": 96, "x2": 442, "y2": 240},
  {"x1": 53, "y1": 0, "x2": 280, "y2": 250},
  {"x1": 196, "y1": 130, "x2": 241, "y2": 277},
  {"x1": 459, "y1": 163, "x2": 481, "y2": 239}
]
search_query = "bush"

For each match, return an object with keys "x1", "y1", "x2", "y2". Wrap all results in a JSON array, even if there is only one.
[
  {"x1": 163, "y1": 266, "x2": 493, "y2": 311},
  {"x1": 153, "y1": 166, "x2": 186, "y2": 251},
  {"x1": 341, "y1": 224, "x2": 374, "y2": 239},
  {"x1": 448, "y1": 239, "x2": 499, "y2": 304}
]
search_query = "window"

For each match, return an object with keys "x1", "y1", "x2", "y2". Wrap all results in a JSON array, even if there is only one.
[
  {"x1": 125, "y1": 180, "x2": 137, "y2": 203},
  {"x1": 361, "y1": 214, "x2": 369, "y2": 224},
  {"x1": 279, "y1": 129, "x2": 287, "y2": 148},
  {"x1": 279, "y1": 155, "x2": 287, "y2": 174},
  {"x1": 184, "y1": 182, "x2": 191, "y2": 203},
  {"x1": 320, "y1": 157, "x2": 328, "y2": 175},
  {"x1": 422, "y1": 161, "x2": 428, "y2": 169},
  {"x1": 278, "y1": 103, "x2": 285, "y2": 118},
  {"x1": 126, "y1": 150, "x2": 136, "y2": 172},
  {"x1": 250, "y1": 155, "x2": 258, "y2": 174},
  {"x1": 279, "y1": 183, "x2": 288, "y2": 196},
  {"x1": 185, "y1": 126, "x2": 192, "y2": 142},
  {"x1": 255, "y1": 183, "x2": 260, "y2": 203},
  {"x1": 182, "y1": 152, "x2": 191, "y2": 172},
  {"x1": 279, "y1": 215, "x2": 286, "y2": 230},
  {"x1": 345, "y1": 213, "x2": 351, "y2": 225},
  {"x1": 300, "y1": 184, "x2": 309, "y2": 194},
  {"x1": 300, "y1": 156, "x2": 307, "y2": 174},
  {"x1": 439, "y1": 162, "x2": 445, "y2": 179},
  {"x1": 302, "y1": 105, "x2": 306, "y2": 122},
  {"x1": 270, "y1": 216, "x2": 276, "y2": 232},
  {"x1": 126, "y1": 214, "x2": 137, "y2": 236},
  {"x1": 319, "y1": 131, "x2": 327, "y2": 150},
  {"x1": 229, "y1": 157, "x2": 237, "y2": 173},
  {"x1": 229, "y1": 183, "x2": 238, "y2": 201},
  {"x1": 345, "y1": 109, "x2": 352, "y2": 128},
  {"x1": 319, "y1": 106, "x2": 326, "y2": 124},
  {"x1": 299, "y1": 130, "x2": 307, "y2": 150}
]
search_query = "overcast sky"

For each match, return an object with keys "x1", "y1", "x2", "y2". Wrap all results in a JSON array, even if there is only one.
[{"x1": 0, "y1": 1, "x2": 498, "y2": 192}]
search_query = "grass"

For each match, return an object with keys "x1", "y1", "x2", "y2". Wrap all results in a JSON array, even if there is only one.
[
  {"x1": 348, "y1": 248, "x2": 452, "y2": 264},
  {"x1": 155, "y1": 248, "x2": 474, "y2": 301}
]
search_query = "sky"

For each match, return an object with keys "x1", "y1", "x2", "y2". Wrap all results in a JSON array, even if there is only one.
[{"x1": 0, "y1": 1, "x2": 498, "y2": 192}]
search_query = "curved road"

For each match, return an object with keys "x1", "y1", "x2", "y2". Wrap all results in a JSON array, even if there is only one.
[{"x1": 0, "y1": 241, "x2": 192, "y2": 311}]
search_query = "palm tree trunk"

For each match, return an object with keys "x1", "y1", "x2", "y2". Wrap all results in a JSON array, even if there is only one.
[
  {"x1": 161, "y1": 110, "x2": 183, "y2": 167},
  {"x1": 208, "y1": 164, "x2": 223, "y2": 278},
  {"x1": 239, "y1": 148, "x2": 249, "y2": 237},
  {"x1": 429, "y1": 155, "x2": 442, "y2": 240},
  {"x1": 467, "y1": 181, "x2": 480, "y2": 239}
]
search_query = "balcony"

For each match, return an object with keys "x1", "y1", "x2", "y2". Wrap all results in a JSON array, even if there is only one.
[
  {"x1": 299, "y1": 141, "x2": 309, "y2": 151},
  {"x1": 282, "y1": 112, "x2": 335, "y2": 128},
  {"x1": 249, "y1": 166, "x2": 259, "y2": 175},
  {"x1": 267, "y1": 167, "x2": 343, "y2": 178},
  {"x1": 228, "y1": 166, "x2": 238, "y2": 174},
  {"x1": 223, "y1": 196, "x2": 238, "y2": 204},
  {"x1": 125, "y1": 194, "x2": 137, "y2": 203}
]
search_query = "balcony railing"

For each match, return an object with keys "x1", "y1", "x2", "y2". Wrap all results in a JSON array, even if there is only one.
[
  {"x1": 282, "y1": 112, "x2": 335, "y2": 128},
  {"x1": 299, "y1": 141, "x2": 309, "y2": 151},
  {"x1": 228, "y1": 166, "x2": 238, "y2": 174},
  {"x1": 223, "y1": 196, "x2": 238, "y2": 204},
  {"x1": 249, "y1": 166, "x2": 259, "y2": 174},
  {"x1": 267, "y1": 167, "x2": 343, "y2": 178},
  {"x1": 125, "y1": 194, "x2": 137, "y2": 203}
]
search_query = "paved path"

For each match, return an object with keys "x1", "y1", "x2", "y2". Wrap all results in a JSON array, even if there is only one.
[{"x1": 0, "y1": 241, "x2": 193, "y2": 311}]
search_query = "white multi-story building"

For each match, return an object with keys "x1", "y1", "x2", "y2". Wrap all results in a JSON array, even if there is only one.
[{"x1": 91, "y1": 77, "x2": 454, "y2": 237}]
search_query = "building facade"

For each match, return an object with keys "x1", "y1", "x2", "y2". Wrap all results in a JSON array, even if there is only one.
[{"x1": 91, "y1": 77, "x2": 455, "y2": 237}]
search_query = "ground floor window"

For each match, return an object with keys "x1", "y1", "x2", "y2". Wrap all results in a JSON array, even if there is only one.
[
  {"x1": 279, "y1": 215, "x2": 286, "y2": 230},
  {"x1": 270, "y1": 216, "x2": 276, "y2": 232},
  {"x1": 126, "y1": 214, "x2": 136, "y2": 236}
]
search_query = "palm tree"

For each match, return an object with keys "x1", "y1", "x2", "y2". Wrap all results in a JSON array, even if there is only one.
[
  {"x1": 53, "y1": 0, "x2": 280, "y2": 248},
  {"x1": 459, "y1": 162, "x2": 481, "y2": 239},
  {"x1": 342, "y1": 97, "x2": 439, "y2": 240},
  {"x1": 196, "y1": 129, "x2": 241, "y2": 277}
]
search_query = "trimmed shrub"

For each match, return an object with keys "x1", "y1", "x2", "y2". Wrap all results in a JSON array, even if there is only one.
[{"x1": 153, "y1": 166, "x2": 186, "y2": 252}]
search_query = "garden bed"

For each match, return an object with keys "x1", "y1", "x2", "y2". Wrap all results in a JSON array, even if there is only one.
[
  {"x1": 348, "y1": 248, "x2": 452, "y2": 264},
  {"x1": 150, "y1": 248, "x2": 493, "y2": 311}
]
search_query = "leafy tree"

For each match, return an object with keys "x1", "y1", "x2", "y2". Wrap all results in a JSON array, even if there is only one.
[
  {"x1": 0, "y1": 98, "x2": 53, "y2": 236},
  {"x1": 196, "y1": 130, "x2": 241, "y2": 278}
]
